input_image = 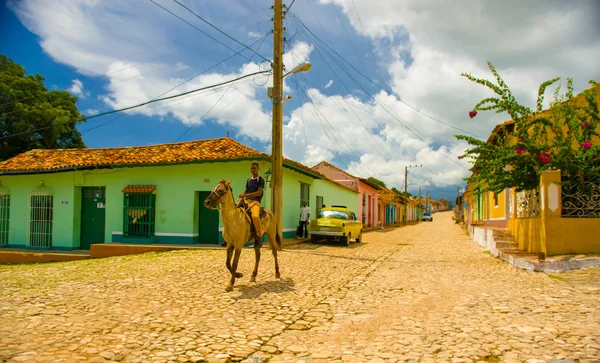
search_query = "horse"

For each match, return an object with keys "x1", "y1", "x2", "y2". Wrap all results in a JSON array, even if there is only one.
[{"x1": 203, "y1": 179, "x2": 283, "y2": 292}]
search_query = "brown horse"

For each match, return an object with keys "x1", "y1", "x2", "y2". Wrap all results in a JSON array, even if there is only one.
[{"x1": 204, "y1": 179, "x2": 283, "y2": 292}]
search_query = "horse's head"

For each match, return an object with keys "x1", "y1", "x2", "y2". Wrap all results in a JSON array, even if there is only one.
[{"x1": 204, "y1": 179, "x2": 232, "y2": 210}]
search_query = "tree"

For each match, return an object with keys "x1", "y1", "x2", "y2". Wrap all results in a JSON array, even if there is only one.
[
  {"x1": 391, "y1": 187, "x2": 401, "y2": 195},
  {"x1": 0, "y1": 55, "x2": 86, "y2": 161},
  {"x1": 455, "y1": 61, "x2": 599, "y2": 194},
  {"x1": 367, "y1": 176, "x2": 386, "y2": 188}
]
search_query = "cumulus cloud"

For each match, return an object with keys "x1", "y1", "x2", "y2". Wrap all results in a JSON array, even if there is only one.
[
  {"x1": 9, "y1": 0, "x2": 600, "y2": 196},
  {"x1": 67, "y1": 79, "x2": 88, "y2": 98},
  {"x1": 281, "y1": 0, "x2": 600, "y2": 192},
  {"x1": 84, "y1": 109, "x2": 99, "y2": 116}
]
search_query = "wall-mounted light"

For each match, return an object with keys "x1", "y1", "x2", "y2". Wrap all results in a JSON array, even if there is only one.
[{"x1": 264, "y1": 168, "x2": 272, "y2": 185}]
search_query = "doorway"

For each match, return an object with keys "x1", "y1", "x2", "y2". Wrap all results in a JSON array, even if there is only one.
[
  {"x1": 198, "y1": 191, "x2": 219, "y2": 244},
  {"x1": 80, "y1": 187, "x2": 106, "y2": 250}
]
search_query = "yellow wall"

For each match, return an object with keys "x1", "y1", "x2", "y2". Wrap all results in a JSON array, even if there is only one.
[
  {"x1": 508, "y1": 217, "x2": 545, "y2": 253},
  {"x1": 507, "y1": 170, "x2": 600, "y2": 255},
  {"x1": 486, "y1": 190, "x2": 507, "y2": 220}
]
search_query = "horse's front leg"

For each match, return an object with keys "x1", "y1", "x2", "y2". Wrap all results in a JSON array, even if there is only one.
[
  {"x1": 225, "y1": 243, "x2": 234, "y2": 273},
  {"x1": 251, "y1": 244, "x2": 261, "y2": 283},
  {"x1": 226, "y1": 247, "x2": 243, "y2": 292}
]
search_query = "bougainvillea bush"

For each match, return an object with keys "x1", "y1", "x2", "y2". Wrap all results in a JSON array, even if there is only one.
[{"x1": 455, "y1": 61, "x2": 599, "y2": 194}]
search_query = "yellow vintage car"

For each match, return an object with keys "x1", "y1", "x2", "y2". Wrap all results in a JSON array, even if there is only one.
[{"x1": 308, "y1": 205, "x2": 363, "y2": 246}]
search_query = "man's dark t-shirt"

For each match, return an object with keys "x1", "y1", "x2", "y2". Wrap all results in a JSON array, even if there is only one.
[{"x1": 245, "y1": 176, "x2": 265, "y2": 203}]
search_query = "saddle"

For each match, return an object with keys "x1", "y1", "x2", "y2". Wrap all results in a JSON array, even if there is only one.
[{"x1": 237, "y1": 199, "x2": 267, "y2": 219}]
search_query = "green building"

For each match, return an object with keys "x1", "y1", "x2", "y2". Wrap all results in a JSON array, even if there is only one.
[{"x1": 0, "y1": 137, "x2": 358, "y2": 250}]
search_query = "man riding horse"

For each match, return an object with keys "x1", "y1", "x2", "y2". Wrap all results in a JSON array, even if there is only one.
[{"x1": 238, "y1": 162, "x2": 265, "y2": 248}]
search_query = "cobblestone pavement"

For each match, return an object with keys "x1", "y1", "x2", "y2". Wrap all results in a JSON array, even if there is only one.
[{"x1": 1, "y1": 212, "x2": 599, "y2": 363}]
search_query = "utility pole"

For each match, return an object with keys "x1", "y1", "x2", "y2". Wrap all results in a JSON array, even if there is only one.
[
  {"x1": 270, "y1": 0, "x2": 284, "y2": 231},
  {"x1": 403, "y1": 164, "x2": 422, "y2": 224}
]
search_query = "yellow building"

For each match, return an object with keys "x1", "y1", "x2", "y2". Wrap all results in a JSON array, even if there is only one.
[{"x1": 465, "y1": 83, "x2": 600, "y2": 256}]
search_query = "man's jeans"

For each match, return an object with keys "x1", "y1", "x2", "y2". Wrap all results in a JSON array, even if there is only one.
[{"x1": 299, "y1": 221, "x2": 308, "y2": 238}]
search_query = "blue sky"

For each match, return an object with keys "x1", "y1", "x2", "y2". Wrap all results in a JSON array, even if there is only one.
[{"x1": 2, "y1": 0, "x2": 599, "y2": 201}]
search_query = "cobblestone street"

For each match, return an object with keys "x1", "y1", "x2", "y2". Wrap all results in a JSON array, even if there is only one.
[{"x1": 1, "y1": 212, "x2": 599, "y2": 363}]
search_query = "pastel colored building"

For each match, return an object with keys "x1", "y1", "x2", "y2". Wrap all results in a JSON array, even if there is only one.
[
  {"x1": 0, "y1": 137, "x2": 358, "y2": 250},
  {"x1": 311, "y1": 161, "x2": 382, "y2": 228}
]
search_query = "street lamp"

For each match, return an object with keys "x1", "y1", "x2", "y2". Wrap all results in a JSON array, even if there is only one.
[{"x1": 283, "y1": 62, "x2": 312, "y2": 78}]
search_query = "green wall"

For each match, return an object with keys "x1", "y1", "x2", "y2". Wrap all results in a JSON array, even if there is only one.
[
  {"x1": 0, "y1": 160, "x2": 358, "y2": 248},
  {"x1": 312, "y1": 179, "x2": 359, "y2": 215}
]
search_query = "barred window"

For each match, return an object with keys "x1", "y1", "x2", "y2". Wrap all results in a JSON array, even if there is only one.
[
  {"x1": 0, "y1": 187, "x2": 9, "y2": 246},
  {"x1": 28, "y1": 182, "x2": 53, "y2": 247},
  {"x1": 122, "y1": 185, "x2": 156, "y2": 239}
]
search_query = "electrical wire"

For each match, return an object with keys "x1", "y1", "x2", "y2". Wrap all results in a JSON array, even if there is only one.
[
  {"x1": 291, "y1": 13, "x2": 484, "y2": 140},
  {"x1": 173, "y1": 32, "x2": 270, "y2": 142},
  {"x1": 79, "y1": 32, "x2": 271, "y2": 134},
  {"x1": 169, "y1": 0, "x2": 272, "y2": 64},
  {"x1": 1, "y1": 70, "x2": 270, "y2": 141},
  {"x1": 291, "y1": 15, "x2": 469, "y2": 170}
]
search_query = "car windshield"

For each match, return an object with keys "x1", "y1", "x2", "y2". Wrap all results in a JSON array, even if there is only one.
[
  {"x1": 318, "y1": 210, "x2": 349, "y2": 220},
  {"x1": 424, "y1": 212, "x2": 431, "y2": 216}
]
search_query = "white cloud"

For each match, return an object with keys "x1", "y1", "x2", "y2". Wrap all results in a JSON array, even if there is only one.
[
  {"x1": 282, "y1": 0, "x2": 600, "y2": 193},
  {"x1": 84, "y1": 109, "x2": 99, "y2": 116},
  {"x1": 9, "y1": 0, "x2": 600, "y2": 195},
  {"x1": 67, "y1": 79, "x2": 89, "y2": 98},
  {"x1": 248, "y1": 31, "x2": 262, "y2": 39}
]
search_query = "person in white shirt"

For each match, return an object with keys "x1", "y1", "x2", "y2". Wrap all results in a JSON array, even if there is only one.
[{"x1": 298, "y1": 200, "x2": 311, "y2": 239}]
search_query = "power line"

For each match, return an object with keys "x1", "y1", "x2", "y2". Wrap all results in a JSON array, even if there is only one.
[
  {"x1": 1, "y1": 70, "x2": 270, "y2": 141},
  {"x1": 286, "y1": 0, "x2": 297, "y2": 12},
  {"x1": 170, "y1": 0, "x2": 272, "y2": 64},
  {"x1": 173, "y1": 32, "x2": 270, "y2": 142},
  {"x1": 80, "y1": 32, "x2": 271, "y2": 134},
  {"x1": 149, "y1": 0, "x2": 270, "y2": 68},
  {"x1": 291, "y1": 13, "x2": 484, "y2": 140},
  {"x1": 291, "y1": 14, "x2": 468, "y2": 170}
]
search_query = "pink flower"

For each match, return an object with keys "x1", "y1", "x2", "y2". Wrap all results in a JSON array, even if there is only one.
[
  {"x1": 533, "y1": 168, "x2": 538, "y2": 173},
  {"x1": 538, "y1": 154, "x2": 551, "y2": 164},
  {"x1": 468, "y1": 110, "x2": 478, "y2": 119},
  {"x1": 514, "y1": 146, "x2": 526, "y2": 155},
  {"x1": 583, "y1": 121, "x2": 590, "y2": 128},
  {"x1": 583, "y1": 141, "x2": 593, "y2": 149}
]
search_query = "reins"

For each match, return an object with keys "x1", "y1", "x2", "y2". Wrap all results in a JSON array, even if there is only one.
[{"x1": 208, "y1": 181, "x2": 251, "y2": 229}]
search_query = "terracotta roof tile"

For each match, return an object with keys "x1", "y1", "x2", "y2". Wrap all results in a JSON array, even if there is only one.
[
  {"x1": 0, "y1": 138, "x2": 268, "y2": 173},
  {"x1": 122, "y1": 185, "x2": 157, "y2": 194},
  {"x1": 0, "y1": 138, "x2": 358, "y2": 194}
]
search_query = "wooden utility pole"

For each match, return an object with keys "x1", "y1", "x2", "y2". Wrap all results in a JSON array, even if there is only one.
[{"x1": 270, "y1": 0, "x2": 284, "y2": 230}]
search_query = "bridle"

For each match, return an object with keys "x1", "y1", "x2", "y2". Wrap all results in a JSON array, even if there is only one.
[
  {"x1": 206, "y1": 181, "x2": 236, "y2": 211},
  {"x1": 206, "y1": 181, "x2": 249, "y2": 229}
]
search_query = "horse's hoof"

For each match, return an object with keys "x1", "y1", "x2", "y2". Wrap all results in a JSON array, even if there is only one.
[
  {"x1": 235, "y1": 272, "x2": 243, "y2": 278},
  {"x1": 250, "y1": 276, "x2": 256, "y2": 283},
  {"x1": 225, "y1": 285, "x2": 233, "y2": 292},
  {"x1": 275, "y1": 272, "x2": 281, "y2": 279}
]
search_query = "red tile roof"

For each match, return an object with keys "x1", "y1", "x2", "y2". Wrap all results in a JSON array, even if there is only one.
[
  {"x1": 0, "y1": 138, "x2": 267, "y2": 173},
  {"x1": 0, "y1": 137, "x2": 357, "y2": 194}
]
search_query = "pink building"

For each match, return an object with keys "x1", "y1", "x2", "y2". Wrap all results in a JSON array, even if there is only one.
[{"x1": 312, "y1": 161, "x2": 382, "y2": 228}]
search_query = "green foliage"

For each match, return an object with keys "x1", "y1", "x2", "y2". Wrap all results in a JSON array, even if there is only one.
[
  {"x1": 455, "y1": 61, "x2": 599, "y2": 193},
  {"x1": 367, "y1": 176, "x2": 386, "y2": 188},
  {"x1": 0, "y1": 55, "x2": 86, "y2": 161},
  {"x1": 391, "y1": 187, "x2": 401, "y2": 195}
]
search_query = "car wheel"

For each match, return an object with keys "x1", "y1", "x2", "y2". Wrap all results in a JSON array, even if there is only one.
[
  {"x1": 355, "y1": 230, "x2": 362, "y2": 243},
  {"x1": 342, "y1": 233, "x2": 351, "y2": 246}
]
